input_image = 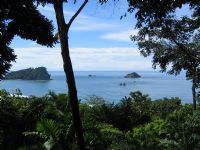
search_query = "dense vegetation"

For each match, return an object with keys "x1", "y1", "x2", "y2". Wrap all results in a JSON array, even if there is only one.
[
  {"x1": 4, "y1": 67, "x2": 51, "y2": 80},
  {"x1": 0, "y1": 89, "x2": 200, "y2": 149}
]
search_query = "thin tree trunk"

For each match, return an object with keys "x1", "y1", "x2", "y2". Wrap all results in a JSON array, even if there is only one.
[
  {"x1": 192, "y1": 80, "x2": 197, "y2": 111},
  {"x1": 53, "y1": 1, "x2": 85, "y2": 149},
  {"x1": 191, "y1": 64, "x2": 198, "y2": 111}
]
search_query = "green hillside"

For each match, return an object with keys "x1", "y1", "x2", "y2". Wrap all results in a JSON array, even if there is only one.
[{"x1": 5, "y1": 67, "x2": 51, "y2": 80}]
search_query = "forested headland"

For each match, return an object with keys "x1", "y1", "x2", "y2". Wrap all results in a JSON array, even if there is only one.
[{"x1": 4, "y1": 67, "x2": 51, "y2": 80}]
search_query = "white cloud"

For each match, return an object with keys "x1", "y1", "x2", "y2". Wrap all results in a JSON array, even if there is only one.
[
  {"x1": 100, "y1": 30, "x2": 138, "y2": 42},
  {"x1": 11, "y1": 47, "x2": 152, "y2": 71},
  {"x1": 12, "y1": 47, "x2": 62, "y2": 71}
]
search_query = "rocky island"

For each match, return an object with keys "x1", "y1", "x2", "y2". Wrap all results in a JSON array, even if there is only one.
[
  {"x1": 124, "y1": 72, "x2": 141, "y2": 78},
  {"x1": 4, "y1": 67, "x2": 51, "y2": 80}
]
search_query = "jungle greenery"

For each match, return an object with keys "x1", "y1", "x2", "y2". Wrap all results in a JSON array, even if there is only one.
[
  {"x1": 0, "y1": 89, "x2": 200, "y2": 150},
  {"x1": 4, "y1": 67, "x2": 51, "y2": 80}
]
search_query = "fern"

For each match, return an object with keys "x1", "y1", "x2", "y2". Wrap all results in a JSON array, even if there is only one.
[{"x1": 36, "y1": 119, "x2": 62, "y2": 140}]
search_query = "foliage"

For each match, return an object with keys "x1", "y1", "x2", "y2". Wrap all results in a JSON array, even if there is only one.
[
  {"x1": 129, "y1": 119, "x2": 171, "y2": 149},
  {"x1": 0, "y1": 90, "x2": 200, "y2": 149},
  {"x1": 24, "y1": 119, "x2": 68, "y2": 150},
  {"x1": 129, "y1": 0, "x2": 200, "y2": 110},
  {"x1": 0, "y1": 0, "x2": 56, "y2": 79},
  {"x1": 84, "y1": 92, "x2": 151, "y2": 132},
  {"x1": 129, "y1": 91, "x2": 152, "y2": 116},
  {"x1": 161, "y1": 105, "x2": 200, "y2": 149},
  {"x1": 128, "y1": 105, "x2": 200, "y2": 150},
  {"x1": 182, "y1": 110, "x2": 200, "y2": 148},
  {"x1": 127, "y1": 0, "x2": 200, "y2": 28},
  {"x1": 0, "y1": 89, "x2": 10, "y2": 99},
  {"x1": 152, "y1": 97, "x2": 181, "y2": 118},
  {"x1": 0, "y1": 90, "x2": 73, "y2": 149}
]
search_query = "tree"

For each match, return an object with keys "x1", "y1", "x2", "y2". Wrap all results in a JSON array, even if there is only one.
[
  {"x1": 127, "y1": 0, "x2": 200, "y2": 28},
  {"x1": 127, "y1": 1, "x2": 200, "y2": 110},
  {"x1": 53, "y1": 1, "x2": 88, "y2": 149},
  {"x1": 0, "y1": 0, "x2": 56, "y2": 79},
  {"x1": 35, "y1": 0, "x2": 109, "y2": 149}
]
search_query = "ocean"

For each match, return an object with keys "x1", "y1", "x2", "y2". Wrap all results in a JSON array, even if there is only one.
[{"x1": 0, "y1": 71, "x2": 192, "y2": 103}]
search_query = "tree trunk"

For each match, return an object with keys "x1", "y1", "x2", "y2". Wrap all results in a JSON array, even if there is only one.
[
  {"x1": 53, "y1": 1, "x2": 85, "y2": 149},
  {"x1": 192, "y1": 79, "x2": 197, "y2": 111},
  {"x1": 191, "y1": 64, "x2": 198, "y2": 111}
]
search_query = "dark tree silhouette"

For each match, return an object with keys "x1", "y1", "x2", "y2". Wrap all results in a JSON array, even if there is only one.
[
  {"x1": 127, "y1": 0, "x2": 200, "y2": 28},
  {"x1": 127, "y1": 0, "x2": 200, "y2": 110},
  {"x1": 0, "y1": 0, "x2": 56, "y2": 79}
]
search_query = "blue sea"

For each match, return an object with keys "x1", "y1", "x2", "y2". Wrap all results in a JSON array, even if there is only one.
[{"x1": 0, "y1": 71, "x2": 192, "y2": 103}]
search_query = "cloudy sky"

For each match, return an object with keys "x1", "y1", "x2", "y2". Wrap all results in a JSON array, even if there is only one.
[{"x1": 10, "y1": 1, "x2": 187, "y2": 71}]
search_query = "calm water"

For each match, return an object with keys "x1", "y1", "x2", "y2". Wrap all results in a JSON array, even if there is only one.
[{"x1": 0, "y1": 71, "x2": 192, "y2": 103}]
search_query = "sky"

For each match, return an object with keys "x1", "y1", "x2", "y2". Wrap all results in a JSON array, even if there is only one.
[{"x1": 9, "y1": 1, "x2": 188, "y2": 71}]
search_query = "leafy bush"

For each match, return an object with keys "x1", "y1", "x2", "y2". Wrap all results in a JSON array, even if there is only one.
[
  {"x1": 152, "y1": 97, "x2": 181, "y2": 119},
  {"x1": 129, "y1": 119, "x2": 172, "y2": 149}
]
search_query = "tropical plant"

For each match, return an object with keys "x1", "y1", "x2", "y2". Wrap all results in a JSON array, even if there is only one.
[{"x1": 24, "y1": 118, "x2": 74, "y2": 150}]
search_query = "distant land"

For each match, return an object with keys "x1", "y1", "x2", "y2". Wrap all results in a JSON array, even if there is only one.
[
  {"x1": 4, "y1": 67, "x2": 51, "y2": 80},
  {"x1": 124, "y1": 72, "x2": 141, "y2": 78}
]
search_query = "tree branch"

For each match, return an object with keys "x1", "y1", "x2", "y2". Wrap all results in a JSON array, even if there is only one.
[
  {"x1": 66, "y1": 0, "x2": 88, "y2": 31},
  {"x1": 164, "y1": 24, "x2": 200, "y2": 62},
  {"x1": 172, "y1": 37, "x2": 200, "y2": 61}
]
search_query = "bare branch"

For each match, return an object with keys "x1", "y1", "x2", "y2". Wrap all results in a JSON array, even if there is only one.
[{"x1": 66, "y1": 0, "x2": 88, "y2": 31}]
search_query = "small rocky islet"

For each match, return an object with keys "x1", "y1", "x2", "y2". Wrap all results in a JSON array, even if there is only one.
[
  {"x1": 120, "y1": 72, "x2": 141, "y2": 86},
  {"x1": 124, "y1": 72, "x2": 141, "y2": 78}
]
